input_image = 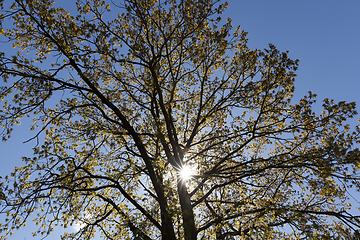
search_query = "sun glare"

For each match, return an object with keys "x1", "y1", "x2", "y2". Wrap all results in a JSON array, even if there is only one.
[{"x1": 179, "y1": 165, "x2": 195, "y2": 180}]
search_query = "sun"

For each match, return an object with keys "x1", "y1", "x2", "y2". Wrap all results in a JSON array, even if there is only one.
[{"x1": 179, "y1": 165, "x2": 195, "y2": 180}]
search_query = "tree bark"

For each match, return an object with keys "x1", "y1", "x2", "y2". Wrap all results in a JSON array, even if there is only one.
[
  {"x1": 159, "y1": 195, "x2": 177, "y2": 240},
  {"x1": 178, "y1": 180, "x2": 197, "y2": 240}
]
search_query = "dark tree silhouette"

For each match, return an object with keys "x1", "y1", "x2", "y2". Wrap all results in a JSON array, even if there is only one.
[{"x1": 0, "y1": 0, "x2": 359, "y2": 239}]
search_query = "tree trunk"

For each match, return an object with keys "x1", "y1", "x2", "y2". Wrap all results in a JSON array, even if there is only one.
[
  {"x1": 178, "y1": 181, "x2": 197, "y2": 240},
  {"x1": 160, "y1": 206, "x2": 177, "y2": 240}
]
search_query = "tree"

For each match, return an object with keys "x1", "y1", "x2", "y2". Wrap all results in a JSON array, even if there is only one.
[{"x1": 0, "y1": 0, "x2": 359, "y2": 239}]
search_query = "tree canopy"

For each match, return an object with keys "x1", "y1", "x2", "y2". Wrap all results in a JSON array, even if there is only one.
[{"x1": 0, "y1": 0, "x2": 360, "y2": 239}]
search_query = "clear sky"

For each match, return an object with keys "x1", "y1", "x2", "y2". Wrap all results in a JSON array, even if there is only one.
[
  {"x1": 1, "y1": 0, "x2": 360, "y2": 239},
  {"x1": 228, "y1": 0, "x2": 360, "y2": 104}
]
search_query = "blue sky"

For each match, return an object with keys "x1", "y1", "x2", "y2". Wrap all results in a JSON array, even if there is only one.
[
  {"x1": 1, "y1": 0, "x2": 360, "y2": 239},
  {"x1": 227, "y1": 0, "x2": 360, "y2": 104}
]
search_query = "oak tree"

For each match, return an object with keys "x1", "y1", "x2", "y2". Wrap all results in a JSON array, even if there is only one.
[{"x1": 0, "y1": 0, "x2": 360, "y2": 239}]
